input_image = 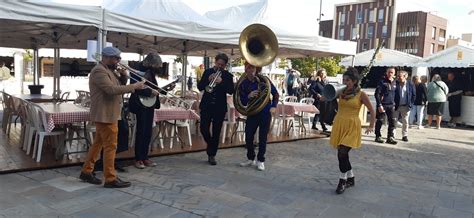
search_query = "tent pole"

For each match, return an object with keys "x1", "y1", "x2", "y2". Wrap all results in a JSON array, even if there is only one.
[
  {"x1": 53, "y1": 48, "x2": 60, "y2": 99},
  {"x1": 33, "y1": 48, "x2": 39, "y2": 85},
  {"x1": 181, "y1": 53, "x2": 187, "y2": 97},
  {"x1": 351, "y1": 55, "x2": 356, "y2": 67}
]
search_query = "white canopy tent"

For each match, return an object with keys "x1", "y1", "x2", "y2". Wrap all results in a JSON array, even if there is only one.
[
  {"x1": 416, "y1": 45, "x2": 474, "y2": 68},
  {"x1": 340, "y1": 48, "x2": 422, "y2": 67},
  {"x1": 1, "y1": 0, "x2": 356, "y2": 95}
]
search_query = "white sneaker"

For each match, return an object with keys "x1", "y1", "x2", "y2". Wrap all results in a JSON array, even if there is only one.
[
  {"x1": 417, "y1": 125, "x2": 424, "y2": 129},
  {"x1": 257, "y1": 161, "x2": 265, "y2": 171},
  {"x1": 240, "y1": 160, "x2": 256, "y2": 167}
]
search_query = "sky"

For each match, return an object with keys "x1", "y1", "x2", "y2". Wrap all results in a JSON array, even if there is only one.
[{"x1": 41, "y1": 0, "x2": 474, "y2": 38}]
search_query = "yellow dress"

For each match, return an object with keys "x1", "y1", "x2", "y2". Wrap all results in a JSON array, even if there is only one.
[{"x1": 330, "y1": 91, "x2": 363, "y2": 149}]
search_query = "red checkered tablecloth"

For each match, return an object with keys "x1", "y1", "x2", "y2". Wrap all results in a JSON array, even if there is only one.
[
  {"x1": 154, "y1": 106, "x2": 200, "y2": 122},
  {"x1": 277, "y1": 102, "x2": 319, "y2": 115},
  {"x1": 36, "y1": 103, "x2": 90, "y2": 132}
]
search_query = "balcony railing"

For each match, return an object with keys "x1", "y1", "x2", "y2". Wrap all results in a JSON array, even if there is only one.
[
  {"x1": 439, "y1": 37, "x2": 445, "y2": 42},
  {"x1": 396, "y1": 32, "x2": 419, "y2": 37}
]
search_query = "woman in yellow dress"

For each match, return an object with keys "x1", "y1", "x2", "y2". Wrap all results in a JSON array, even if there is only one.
[{"x1": 328, "y1": 68, "x2": 375, "y2": 194}]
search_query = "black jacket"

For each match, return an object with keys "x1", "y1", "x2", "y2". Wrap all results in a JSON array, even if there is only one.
[
  {"x1": 198, "y1": 68, "x2": 234, "y2": 112},
  {"x1": 308, "y1": 79, "x2": 326, "y2": 100},
  {"x1": 129, "y1": 64, "x2": 161, "y2": 113},
  {"x1": 375, "y1": 78, "x2": 396, "y2": 107},
  {"x1": 414, "y1": 83, "x2": 427, "y2": 105}
]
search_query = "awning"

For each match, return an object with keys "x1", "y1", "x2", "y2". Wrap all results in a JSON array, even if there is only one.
[
  {"x1": 340, "y1": 48, "x2": 422, "y2": 67},
  {"x1": 416, "y1": 45, "x2": 474, "y2": 68}
]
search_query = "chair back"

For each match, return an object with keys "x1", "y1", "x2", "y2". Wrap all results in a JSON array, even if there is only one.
[
  {"x1": 29, "y1": 103, "x2": 48, "y2": 132},
  {"x1": 60, "y1": 91, "x2": 70, "y2": 102},
  {"x1": 283, "y1": 96, "x2": 298, "y2": 103},
  {"x1": 300, "y1": 97, "x2": 314, "y2": 105}
]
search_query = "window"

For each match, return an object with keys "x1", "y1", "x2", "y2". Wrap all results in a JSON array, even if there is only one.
[
  {"x1": 367, "y1": 26, "x2": 374, "y2": 38},
  {"x1": 339, "y1": 28, "x2": 345, "y2": 39},
  {"x1": 430, "y1": 43, "x2": 435, "y2": 54},
  {"x1": 382, "y1": 25, "x2": 388, "y2": 38},
  {"x1": 351, "y1": 27, "x2": 359, "y2": 40},
  {"x1": 357, "y1": 10, "x2": 363, "y2": 24},
  {"x1": 431, "y1": 27, "x2": 436, "y2": 39},
  {"x1": 378, "y1": 9, "x2": 384, "y2": 22},
  {"x1": 340, "y1": 13, "x2": 345, "y2": 25},
  {"x1": 369, "y1": 9, "x2": 375, "y2": 22},
  {"x1": 362, "y1": 42, "x2": 368, "y2": 51}
]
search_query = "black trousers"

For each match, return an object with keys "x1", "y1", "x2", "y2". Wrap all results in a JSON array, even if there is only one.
[
  {"x1": 312, "y1": 100, "x2": 327, "y2": 130},
  {"x1": 375, "y1": 105, "x2": 396, "y2": 138},
  {"x1": 134, "y1": 108, "x2": 154, "y2": 161},
  {"x1": 200, "y1": 109, "x2": 226, "y2": 157},
  {"x1": 337, "y1": 145, "x2": 352, "y2": 173},
  {"x1": 245, "y1": 113, "x2": 271, "y2": 162}
]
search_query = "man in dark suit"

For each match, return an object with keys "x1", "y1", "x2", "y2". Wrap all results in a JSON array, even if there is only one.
[
  {"x1": 197, "y1": 53, "x2": 234, "y2": 165},
  {"x1": 394, "y1": 70, "x2": 416, "y2": 142}
]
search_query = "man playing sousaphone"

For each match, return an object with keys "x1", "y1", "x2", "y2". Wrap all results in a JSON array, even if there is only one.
[{"x1": 238, "y1": 61, "x2": 279, "y2": 171}]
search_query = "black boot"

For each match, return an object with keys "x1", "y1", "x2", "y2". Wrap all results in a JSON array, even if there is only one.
[
  {"x1": 346, "y1": 177, "x2": 355, "y2": 187},
  {"x1": 375, "y1": 136, "x2": 384, "y2": 143},
  {"x1": 208, "y1": 156, "x2": 217, "y2": 165},
  {"x1": 311, "y1": 123, "x2": 318, "y2": 130},
  {"x1": 335, "y1": 179, "x2": 346, "y2": 194}
]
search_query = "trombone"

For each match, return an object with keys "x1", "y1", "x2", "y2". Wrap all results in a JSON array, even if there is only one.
[
  {"x1": 118, "y1": 63, "x2": 192, "y2": 109},
  {"x1": 94, "y1": 54, "x2": 192, "y2": 110},
  {"x1": 205, "y1": 68, "x2": 222, "y2": 93}
]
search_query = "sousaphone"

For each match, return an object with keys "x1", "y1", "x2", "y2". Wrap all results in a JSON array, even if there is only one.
[{"x1": 233, "y1": 24, "x2": 279, "y2": 116}]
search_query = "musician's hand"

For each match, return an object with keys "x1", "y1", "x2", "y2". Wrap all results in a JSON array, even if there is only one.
[
  {"x1": 134, "y1": 80, "x2": 146, "y2": 90},
  {"x1": 270, "y1": 107, "x2": 277, "y2": 115},
  {"x1": 378, "y1": 106, "x2": 385, "y2": 113},
  {"x1": 248, "y1": 90, "x2": 259, "y2": 98},
  {"x1": 208, "y1": 73, "x2": 217, "y2": 81},
  {"x1": 151, "y1": 90, "x2": 159, "y2": 96},
  {"x1": 365, "y1": 124, "x2": 374, "y2": 135},
  {"x1": 319, "y1": 95, "x2": 326, "y2": 101},
  {"x1": 117, "y1": 68, "x2": 128, "y2": 76},
  {"x1": 214, "y1": 76, "x2": 222, "y2": 84}
]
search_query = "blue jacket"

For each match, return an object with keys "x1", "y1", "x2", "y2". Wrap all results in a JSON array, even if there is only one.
[
  {"x1": 394, "y1": 80, "x2": 416, "y2": 110},
  {"x1": 239, "y1": 77, "x2": 279, "y2": 116}
]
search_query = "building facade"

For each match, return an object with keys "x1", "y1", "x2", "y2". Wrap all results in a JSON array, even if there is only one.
[
  {"x1": 322, "y1": 0, "x2": 448, "y2": 57},
  {"x1": 332, "y1": 0, "x2": 396, "y2": 53},
  {"x1": 319, "y1": 20, "x2": 333, "y2": 38},
  {"x1": 394, "y1": 11, "x2": 447, "y2": 57}
]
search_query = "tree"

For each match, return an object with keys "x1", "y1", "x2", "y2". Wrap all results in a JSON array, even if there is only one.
[
  {"x1": 289, "y1": 56, "x2": 344, "y2": 78},
  {"x1": 231, "y1": 57, "x2": 244, "y2": 67},
  {"x1": 277, "y1": 58, "x2": 288, "y2": 69}
]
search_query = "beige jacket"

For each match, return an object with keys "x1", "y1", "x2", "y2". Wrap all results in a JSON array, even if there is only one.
[{"x1": 89, "y1": 64, "x2": 135, "y2": 123}]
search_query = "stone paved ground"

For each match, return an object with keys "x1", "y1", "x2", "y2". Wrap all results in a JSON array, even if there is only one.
[{"x1": 1, "y1": 126, "x2": 474, "y2": 217}]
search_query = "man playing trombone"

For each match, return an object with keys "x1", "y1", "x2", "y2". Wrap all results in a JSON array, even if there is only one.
[
  {"x1": 79, "y1": 47, "x2": 145, "y2": 188},
  {"x1": 197, "y1": 53, "x2": 234, "y2": 165}
]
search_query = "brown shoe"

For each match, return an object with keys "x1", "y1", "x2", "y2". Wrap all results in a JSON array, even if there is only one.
[
  {"x1": 79, "y1": 172, "x2": 102, "y2": 185},
  {"x1": 143, "y1": 159, "x2": 157, "y2": 167},
  {"x1": 104, "y1": 177, "x2": 131, "y2": 188}
]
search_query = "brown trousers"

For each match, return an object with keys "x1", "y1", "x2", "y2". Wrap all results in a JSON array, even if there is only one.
[{"x1": 81, "y1": 122, "x2": 118, "y2": 182}]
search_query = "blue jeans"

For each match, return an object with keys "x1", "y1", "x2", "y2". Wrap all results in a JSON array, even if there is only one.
[{"x1": 245, "y1": 113, "x2": 271, "y2": 162}]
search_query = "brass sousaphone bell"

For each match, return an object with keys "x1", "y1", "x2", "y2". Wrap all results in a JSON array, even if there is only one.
[{"x1": 233, "y1": 24, "x2": 279, "y2": 116}]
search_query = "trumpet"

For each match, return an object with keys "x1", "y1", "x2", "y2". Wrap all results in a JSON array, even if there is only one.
[{"x1": 205, "y1": 69, "x2": 222, "y2": 93}]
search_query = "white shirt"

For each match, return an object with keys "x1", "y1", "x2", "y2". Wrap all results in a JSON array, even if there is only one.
[{"x1": 399, "y1": 82, "x2": 407, "y2": 105}]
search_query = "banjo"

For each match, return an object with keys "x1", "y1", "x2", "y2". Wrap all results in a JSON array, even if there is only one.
[{"x1": 139, "y1": 76, "x2": 182, "y2": 107}]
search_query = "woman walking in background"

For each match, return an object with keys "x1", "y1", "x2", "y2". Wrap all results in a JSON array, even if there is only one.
[
  {"x1": 308, "y1": 69, "x2": 328, "y2": 132},
  {"x1": 327, "y1": 67, "x2": 375, "y2": 194},
  {"x1": 426, "y1": 74, "x2": 448, "y2": 129},
  {"x1": 409, "y1": 76, "x2": 427, "y2": 129}
]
